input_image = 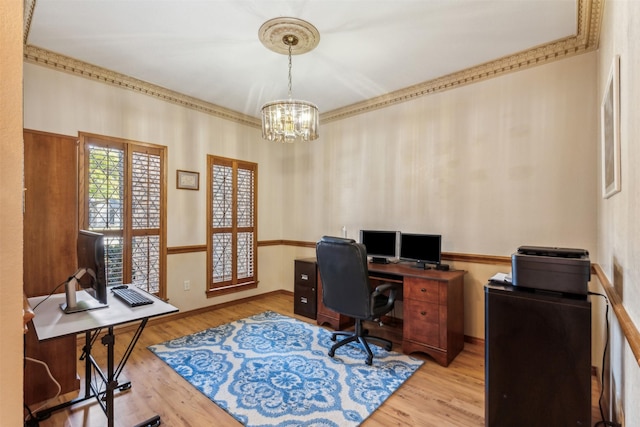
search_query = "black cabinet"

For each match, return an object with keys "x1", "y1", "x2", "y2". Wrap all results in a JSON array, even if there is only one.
[
  {"x1": 485, "y1": 283, "x2": 591, "y2": 426},
  {"x1": 294, "y1": 258, "x2": 317, "y2": 319}
]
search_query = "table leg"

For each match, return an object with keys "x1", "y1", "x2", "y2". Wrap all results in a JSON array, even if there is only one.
[{"x1": 103, "y1": 327, "x2": 116, "y2": 427}]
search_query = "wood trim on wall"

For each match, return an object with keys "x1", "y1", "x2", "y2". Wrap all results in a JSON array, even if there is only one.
[
  {"x1": 593, "y1": 264, "x2": 640, "y2": 367},
  {"x1": 168, "y1": 240, "x2": 514, "y2": 263},
  {"x1": 167, "y1": 239, "x2": 315, "y2": 253},
  {"x1": 167, "y1": 240, "x2": 640, "y2": 365},
  {"x1": 167, "y1": 245, "x2": 207, "y2": 255},
  {"x1": 442, "y1": 252, "x2": 511, "y2": 266}
]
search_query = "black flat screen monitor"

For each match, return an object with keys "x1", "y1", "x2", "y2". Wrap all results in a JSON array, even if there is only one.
[
  {"x1": 359, "y1": 230, "x2": 400, "y2": 264},
  {"x1": 61, "y1": 230, "x2": 109, "y2": 313},
  {"x1": 400, "y1": 233, "x2": 442, "y2": 269},
  {"x1": 77, "y1": 230, "x2": 108, "y2": 303}
]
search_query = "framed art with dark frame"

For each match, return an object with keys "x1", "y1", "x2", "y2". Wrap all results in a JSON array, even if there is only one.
[
  {"x1": 601, "y1": 55, "x2": 621, "y2": 199},
  {"x1": 176, "y1": 170, "x2": 199, "y2": 190}
]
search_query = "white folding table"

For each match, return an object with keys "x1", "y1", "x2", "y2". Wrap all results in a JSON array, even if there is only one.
[{"x1": 28, "y1": 286, "x2": 178, "y2": 427}]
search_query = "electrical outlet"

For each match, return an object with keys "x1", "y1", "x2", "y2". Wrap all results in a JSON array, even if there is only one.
[{"x1": 183, "y1": 280, "x2": 190, "y2": 291}]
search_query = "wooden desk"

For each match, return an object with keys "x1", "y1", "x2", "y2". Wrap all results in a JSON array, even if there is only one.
[{"x1": 316, "y1": 261, "x2": 466, "y2": 367}]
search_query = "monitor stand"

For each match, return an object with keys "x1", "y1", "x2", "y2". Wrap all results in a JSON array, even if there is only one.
[
  {"x1": 60, "y1": 276, "x2": 108, "y2": 314},
  {"x1": 411, "y1": 261, "x2": 431, "y2": 270},
  {"x1": 370, "y1": 257, "x2": 390, "y2": 264}
]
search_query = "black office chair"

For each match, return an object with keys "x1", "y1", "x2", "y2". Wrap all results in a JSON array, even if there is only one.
[{"x1": 316, "y1": 236, "x2": 398, "y2": 365}]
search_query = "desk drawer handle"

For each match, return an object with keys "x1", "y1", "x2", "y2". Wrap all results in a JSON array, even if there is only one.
[
  {"x1": 420, "y1": 311, "x2": 427, "y2": 316},
  {"x1": 421, "y1": 288, "x2": 427, "y2": 293}
]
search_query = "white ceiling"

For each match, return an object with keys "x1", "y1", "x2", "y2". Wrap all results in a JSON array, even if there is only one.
[{"x1": 26, "y1": 0, "x2": 580, "y2": 120}]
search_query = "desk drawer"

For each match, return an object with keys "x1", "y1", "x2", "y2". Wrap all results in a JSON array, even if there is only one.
[
  {"x1": 295, "y1": 261, "x2": 316, "y2": 286},
  {"x1": 294, "y1": 282, "x2": 317, "y2": 319},
  {"x1": 404, "y1": 299, "x2": 440, "y2": 347},
  {"x1": 405, "y1": 277, "x2": 440, "y2": 303}
]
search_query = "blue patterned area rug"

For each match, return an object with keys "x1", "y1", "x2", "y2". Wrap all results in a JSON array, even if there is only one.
[{"x1": 148, "y1": 311, "x2": 423, "y2": 427}]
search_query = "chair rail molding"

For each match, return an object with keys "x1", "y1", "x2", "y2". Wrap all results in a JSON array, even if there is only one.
[{"x1": 593, "y1": 264, "x2": 640, "y2": 367}]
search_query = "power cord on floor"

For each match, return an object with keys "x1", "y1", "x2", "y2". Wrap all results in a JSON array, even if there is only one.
[
  {"x1": 588, "y1": 291, "x2": 622, "y2": 427},
  {"x1": 23, "y1": 357, "x2": 61, "y2": 426},
  {"x1": 23, "y1": 404, "x2": 39, "y2": 427}
]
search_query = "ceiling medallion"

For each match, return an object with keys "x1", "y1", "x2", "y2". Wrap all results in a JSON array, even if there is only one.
[{"x1": 258, "y1": 17, "x2": 320, "y2": 56}]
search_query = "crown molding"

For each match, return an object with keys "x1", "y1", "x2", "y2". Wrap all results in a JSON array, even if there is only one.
[
  {"x1": 23, "y1": 0, "x2": 602, "y2": 127},
  {"x1": 322, "y1": 0, "x2": 602, "y2": 123},
  {"x1": 24, "y1": 0, "x2": 37, "y2": 45},
  {"x1": 23, "y1": 45, "x2": 261, "y2": 128}
]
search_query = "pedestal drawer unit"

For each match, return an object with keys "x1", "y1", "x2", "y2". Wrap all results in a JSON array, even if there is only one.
[{"x1": 402, "y1": 274, "x2": 465, "y2": 367}]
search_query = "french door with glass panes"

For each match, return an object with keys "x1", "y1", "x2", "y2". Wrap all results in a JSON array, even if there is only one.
[{"x1": 79, "y1": 133, "x2": 166, "y2": 299}]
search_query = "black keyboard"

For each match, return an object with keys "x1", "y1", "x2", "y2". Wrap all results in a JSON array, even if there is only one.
[{"x1": 112, "y1": 287, "x2": 154, "y2": 307}]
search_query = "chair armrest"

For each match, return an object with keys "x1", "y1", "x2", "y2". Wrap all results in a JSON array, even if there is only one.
[
  {"x1": 372, "y1": 283, "x2": 399, "y2": 306},
  {"x1": 373, "y1": 283, "x2": 397, "y2": 294}
]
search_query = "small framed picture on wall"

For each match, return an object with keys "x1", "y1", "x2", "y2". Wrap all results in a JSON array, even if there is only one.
[
  {"x1": 601, "y1": 55, "x2": 621, "y2": 199},
  {"x1": 176, "y1": 170, "x2": 199, "y2": 190}
]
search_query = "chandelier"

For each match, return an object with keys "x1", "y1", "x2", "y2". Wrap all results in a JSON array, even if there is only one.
[{"x1": 259, "y1": 18, "x2": 320, "y2": 143}]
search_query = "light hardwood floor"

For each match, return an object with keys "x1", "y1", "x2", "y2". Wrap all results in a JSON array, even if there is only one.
[{"x1": 27, "y1": 291, "x2": 601, "y2": 426}]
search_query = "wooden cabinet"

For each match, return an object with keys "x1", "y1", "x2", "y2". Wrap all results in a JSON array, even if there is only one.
[
  {"x1": 485, "y1": 284, "x2": 591, "y2": 425},
  {"x1": 402, "y1": 274, "x2": 465, "y2": 366},
  {"x1": 314, "y1": 259, "x2": 465, "y2": 367},
  {"x1": 23, "y1": 130, "x2": 80, "y2": 405},
  {"x1": 403, "y1": 278, "x2": 440, "y2": 347},
  {"x1": 294, "y1": 258, "x2": 317, "y2": 319}
]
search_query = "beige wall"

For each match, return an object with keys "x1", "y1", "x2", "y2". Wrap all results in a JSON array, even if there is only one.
[
  {"x1": 24, "y1": 49, "x2": 599, "y2": 334},
  {"x1": 285, "y1": 53, "x2": 599, "y2": 342},
  {"x1": 24, "y1": 52, "x2": 600, "y2": 341},
  {"x1": 286, "y1": 53, "x2": 598, "y2": 254},
  {"x1": 0, "y1": 1, "x2": 24, "y2": 425},
  {"x1": 23, "y1": 62, "x2": 287, "y2": 312},
  {"x1": 597, "y1": 0, "x2": 640, "y2": 424}
]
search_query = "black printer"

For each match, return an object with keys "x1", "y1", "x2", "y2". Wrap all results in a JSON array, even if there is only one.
[{"x1": 511, "y1": 245, "x2": 591, "y2": 296}]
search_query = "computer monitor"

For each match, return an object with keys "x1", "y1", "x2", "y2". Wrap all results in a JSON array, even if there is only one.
[
  {"x1": 359, "y1": 230, "x2": 400, "y2": 264},
  {"x1": 400, "y1": 233, "x2": 442, "y2": 269},
  {"x1": 60, "y1": 230, "x2": 109, "y2": 313}
]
